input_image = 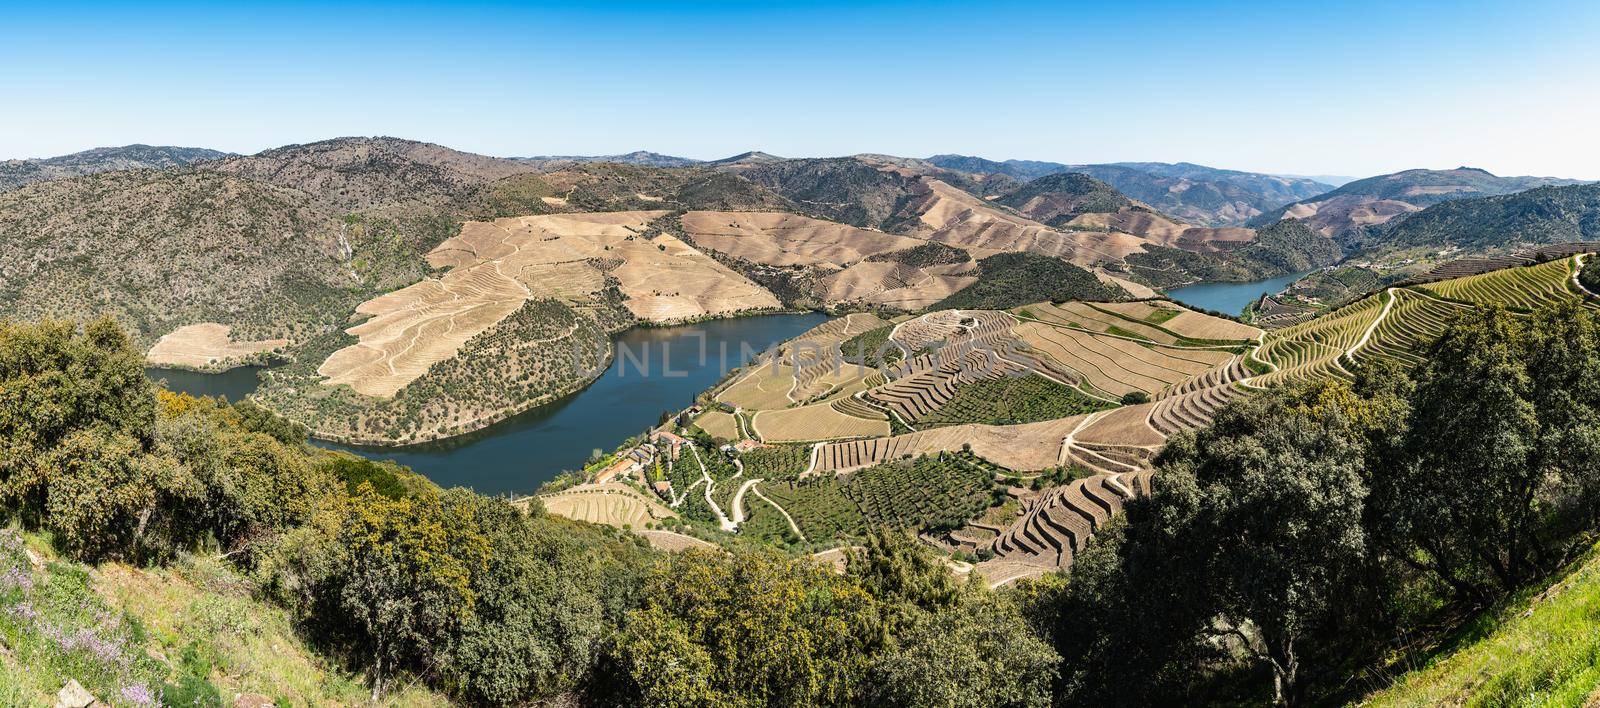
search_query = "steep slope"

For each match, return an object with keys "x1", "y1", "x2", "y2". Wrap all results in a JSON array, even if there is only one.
[
  {"x1": 930, "y1": 253, "x2": 1128, "y2": 310},
  {"x1": 0, "y1": 144, "x2": 229, "y2": 192},
  {"x1": 1255, "y1": 167, "x2": 1583, "y2": 239},
  {"x1": 1368, "y1": 183, "x2": 1600, "y2": 252},
  {"x1": 0, "y1": 169, "x2": 386, "y2": 347},
  {"x1": 0, "y1": 137, "x2": 551, "y2": 355},
  {"x1": 211, "y1": 136, "x2": 538, "y2": 212},
  {"x1": 732, "y1": 157, "x2": 930, "y2": 228},
  {"x1": 1364, "y1": 542, "x2": 1600, "y2": 707},
  {"x1": 1070, "y1": 162, "x2": 1332, "y2": 227},
  {"x1": 995, "y1": 172, "x2": 1134, "y2": 227},
  {"x1": 1122, "y1": 218, "x2": 1341, "y2": 289},
  {"x1": 928, "y1": 155, "x2": 1331, "y2": 226}
]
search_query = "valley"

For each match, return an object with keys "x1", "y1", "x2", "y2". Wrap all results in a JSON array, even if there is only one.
[{"x1": 6, "y1": 137, "x2": 1600, "y2": 708}]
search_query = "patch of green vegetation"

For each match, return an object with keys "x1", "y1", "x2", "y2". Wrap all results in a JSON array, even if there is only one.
[
  {"x1": 864, "y1": 241, "x2": 970, "y2": 267},
  {"x1": 1366, "y1": 542, "x2": 1600, "y2": 707},
  {"x1": 840, "y1": 324, "x2": 904, "y2": 368},
  {"x1": 761, "y1": 451, "x2": 1005, "y2": 543},
  {"x1": 933, "y1": 252, "x2": 1127, "y2": 311},
  {"x1": 918, "y1": 375, "x2": 1113, "y2": 427},
  {"x1": 740, "y1": 444, "x2": 812, "y2": 480},
  {"x1": 1144, "y1": 307, "x2": 1181, "y2": 325}
]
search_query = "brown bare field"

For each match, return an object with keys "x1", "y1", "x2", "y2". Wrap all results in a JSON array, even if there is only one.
[
  {"x1": 680, "y1": 210, "x2": 922, "y2": 266},
  {"x1": 816, "y1": 261, "x2": 977, "y2": 310},
  {"x1": 679, "y1": 211, "x2": 978, "y2": 309},
  {"x1": 145, "y1": 323, "x2": 286, "y2": 369},
  {"x1": 538, "y1": 482, "x2": 676, "y2": 528},
  {"x1": 320, "y1": 211, "x2": 779, "y2": 398},
  {"x1": 1074, "y1": 401, "x2": 1165, "y2": 446},
  {"x1": 1283, "y1": 195, "x2": 1421, "y2": 236},
  {"x1": 1024, "y1": 301, "x2": 1180, "y2": 343},
  {"x1": 1012, "y1": 321, "x2": 1232, "y2": 397},
  {"x1": 1097, "y1": 271, "x2": 1158, "y2": 298},
  {"x1": 637, "y1": 530, "x2": 718, "y2": 552},
  {"x1": 716, "y1": 360, "x2": 798, "y2": 410},
  {"x1": 694, "y1": 409, "x2": 743, "y2": 440},
  {"x1": 1065, "y1": 209, "x2": 1254, "y2": 252},
  {"x1": 914, "y1": 180, "x2": 1148, "y2": 265},
  {"x1": 752, "y1": 401, "x2": 889, "y2": 443}
]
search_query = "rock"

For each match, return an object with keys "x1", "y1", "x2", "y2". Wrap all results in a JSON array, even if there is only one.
[
  {"x1": 233, "y1": 694, "x2": 275, "y2": 708},
  {"x1": 54, "y1": 680, "x2": 96, "y2": 708}
]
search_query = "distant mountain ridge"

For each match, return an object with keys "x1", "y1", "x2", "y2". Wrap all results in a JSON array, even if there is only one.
[
  {"x1": 514, "y1": 150, "x2": 700, "y2": 167},
  {"x1": 1253, "y1": 166, "x2": 1585, "y2": 239},
  {"x1": 0, "y1": 144, "x2": 230, "y2": 192},
  {"x1": 926, "y1": 154, "x2": 1333, "y2": 226}
]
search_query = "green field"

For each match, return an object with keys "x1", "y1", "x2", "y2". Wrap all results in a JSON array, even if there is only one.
[{"x1": 916, "y1": 374, "x2": 1112, "y2": 427}]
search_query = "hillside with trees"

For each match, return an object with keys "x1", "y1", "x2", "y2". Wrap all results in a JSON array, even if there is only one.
[{"x1": 0, "y1": 144, "x2": 229, "y2": 192}]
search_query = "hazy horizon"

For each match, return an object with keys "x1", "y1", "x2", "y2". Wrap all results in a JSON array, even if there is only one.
[{"x1": 5, "y1": 0, "x2": 1598, "y2": 179}]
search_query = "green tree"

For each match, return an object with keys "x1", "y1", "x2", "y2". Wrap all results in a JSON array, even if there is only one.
[
  {"x1": 328, "y1": 487, "x2": 492, "y2": 700},
  {"x1": 1398, "y1": 306, "x2": 1541, "y2": 597},
  {"x1": 613, "y1": 550, "x2": 880, "y2": 706}
]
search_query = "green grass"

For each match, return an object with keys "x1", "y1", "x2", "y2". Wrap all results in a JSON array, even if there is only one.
[
  {"x1": 0, "y1": 530, "x2": 444, "y2": 706},
  {"x1": 1365, "y1": 541, "x2": 1600, "y2": 707},
  {"x1": 1144, "y1": 308, "x2": 1181, "y2": 325}
]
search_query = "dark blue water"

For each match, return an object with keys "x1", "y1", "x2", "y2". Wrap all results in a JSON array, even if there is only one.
[
  {"x1": 146, "y1": 366, "x2": 270, "y2": 403},
  {"x1": 1164, "y1": 270, "x2": 1313, "y2": 316},
  {"x1": 150, "y1": 313, "x2": 830, "y2": 496}
]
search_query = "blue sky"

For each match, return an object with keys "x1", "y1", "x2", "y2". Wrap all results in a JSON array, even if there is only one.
[{"x1": 3, "y1": 0, "x2": 1598, "y2": 178}]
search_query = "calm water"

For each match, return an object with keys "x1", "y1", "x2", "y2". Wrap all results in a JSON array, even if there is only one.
[
  {"x1": 149, "y1": 313, "x2": 830, "y2": 496},
  {"x1": 146, "y1": 365, "x2": 271, "y2": 403},
  {"x1": 1164, "y1": 270, "x2": 1313, "y2": 316}
]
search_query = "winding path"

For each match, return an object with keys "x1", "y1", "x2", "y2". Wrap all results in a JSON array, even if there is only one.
[
  {"x1": 1573, "y1": 254, "x2": 1598, "y2": 298},
  {"x1": 690, "y1": 444, "x2": 737, "y2": 532},
  {"x1": 730, "y1": 477, "x2": 762, "y2": 524},
  {"x1": 1346, "y1": 288, "x2": 1398, "y2": 361},
  {"x1": 749, "y1": 485, "x2": 806, "y2": 541}
]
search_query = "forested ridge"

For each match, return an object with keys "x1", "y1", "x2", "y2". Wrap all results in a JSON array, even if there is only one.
[{"x1": 6, "y1": 303, "x2": 1600, "y2": 705}]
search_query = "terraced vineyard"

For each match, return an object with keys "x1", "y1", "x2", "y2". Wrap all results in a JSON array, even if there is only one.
[
  {"x1": 978, "y1": 471, "x2": 1153, "y2": 585},
  {"x1": 1251, "y1": 293, "x2": 1385, "y2": 386},
  {"x1": 1417, "y1": 255, "x2": 1579, "y2": 311},
  {"x1": 1350, "y1": 289, "x2": 1466, "y2": 368}
]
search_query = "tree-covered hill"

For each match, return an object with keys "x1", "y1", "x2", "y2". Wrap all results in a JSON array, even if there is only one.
[
  {"x1": 1123, "y1": 218, "x2": 1341, "y2": 288},
  {"x1": 1370, "y1": 182, "x2": 1600, "y2": 252},
  {"x1": 931, "y1": 252, "x2": 1127, "y2": 310},
  {"x1": 1250, "y1": 166, "x2": 1585, "y2": 240},
  {"x1": 0, "y1": 144, "x2": 230, "y2": 192},
  {"x1": 928, "y1": 155, "x2": 1331, "y2": 226},
  {"x1": 995, "y1": 172, "x2": 1134, "y2": 227}
]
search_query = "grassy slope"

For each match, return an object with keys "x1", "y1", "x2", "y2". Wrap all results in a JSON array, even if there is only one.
[
  {"x1": 0, "y1": 530, "x2": 448, "y2": 706},
  {"x1": 1364, "y1": 542, "x2": 1600, "y2": 707}
]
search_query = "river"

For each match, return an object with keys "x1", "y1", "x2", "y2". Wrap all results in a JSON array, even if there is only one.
[
  {"x1": 147, "y1": 312, "x2": 831, "y2": 496},
  {"x1": 1164, "y1": 270, "x2": 1313, "y2": 317}
]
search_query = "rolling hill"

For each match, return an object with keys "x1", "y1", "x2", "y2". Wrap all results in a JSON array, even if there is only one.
[
  {"x1": 927, "y1": 154, "x2": 1333, "y2": 226},
  {"x1": 512, "y1": 150, "x2": 700, "y2": 167},
  {"x1": 1253, "y1": 166, "x2": 1584, "y2": 239},
  {"x1": 1368, "y1": 182, "x2": 1600, "y2": 252},
  {"x1": 0, "y1": 144, "x2": 229, "y2": 192}
]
